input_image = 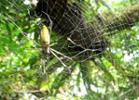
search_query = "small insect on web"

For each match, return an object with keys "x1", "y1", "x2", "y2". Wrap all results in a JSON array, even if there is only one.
[{"x1": 40, "y1": 11, "x2": 73, "y2": 79}]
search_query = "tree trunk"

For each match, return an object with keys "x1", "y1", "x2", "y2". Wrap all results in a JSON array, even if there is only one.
[{"x1": 34, "y1": 0, "x2": 139, "y2": 58}]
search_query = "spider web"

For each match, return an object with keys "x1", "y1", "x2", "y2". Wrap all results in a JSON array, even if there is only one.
[
  {"x1": 33, "y1": 0, "x2": 138, "y2": 61},
  {"x1": 33, "y1": 1, "x2": 139, "y2": 96},
  {"x1": 34, "y1": 0, "x2": 107, "y2": 60},
  {"x1": 1, "y1": 0, "x2": 139, "y2": 99}
]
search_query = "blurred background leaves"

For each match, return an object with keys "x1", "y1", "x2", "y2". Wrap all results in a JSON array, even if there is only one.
[{"x1": 0, "y1": 0, "x2": 139, "y2": 99}]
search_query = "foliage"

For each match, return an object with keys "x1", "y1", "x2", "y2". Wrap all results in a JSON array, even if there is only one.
[{"x1": 0, "y1": 0, "x2": 139, "y2": 99}]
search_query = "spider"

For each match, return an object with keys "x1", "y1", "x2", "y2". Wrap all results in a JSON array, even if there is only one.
[{"x1": 40, "y1": 12, "x2": 72, "y2": 78}]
